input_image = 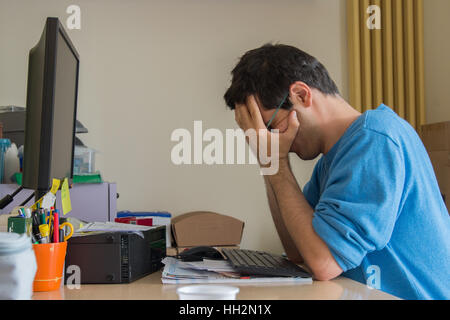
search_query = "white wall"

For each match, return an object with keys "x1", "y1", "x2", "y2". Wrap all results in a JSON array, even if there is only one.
[
  {"x1": 0, "y1": 0, "x2": 347, "y2": 253},
  {"x1": 424, "y1": 0, "x2": 450, "y2": 124}
]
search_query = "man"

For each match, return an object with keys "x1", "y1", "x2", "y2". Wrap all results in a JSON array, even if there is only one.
[{"x1": 223, "y1": 43, "x2": 450, "y2": 300}]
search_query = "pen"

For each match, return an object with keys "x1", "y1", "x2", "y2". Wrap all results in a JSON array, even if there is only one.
[
  {"x1": 59, "y1": 228, "x2": 65, "y2": 242},
  {"x1": 39, "y1": 224, "x2": 50, "y2": 243},
  {"x1": 48, "y1": 208, "x2": 54, "y2": 240},
  {"x1": 39, "y1": 209, "x2": 46, "y2": 225},
  {"x1": 53, "y1": 210, "x2": 59, "y2": 243},
  {"x1": 32, "y1": 212, "x2": 43, "y2": 243}
]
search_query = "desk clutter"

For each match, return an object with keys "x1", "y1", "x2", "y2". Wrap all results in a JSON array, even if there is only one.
[
  {"x1": 115, "y1": 210, "x2": 172, "y2": 247},
  {"x1": 7, "y1": 204, "x2": 73, "y2": 244},
  {"x1": 0, "y1": 203, "x2": 73, "y2": 299},
  {"x1": 0, "y1": 208, "x2": 170, "y2": 298},
  {"x1": 62, "y1": 211, "x2": 244, "y2": 285},
  {"x1": 161, "y1": 251, "x2": 312, "y2": 285},
  {"x1": 162, "y1": 211, "x2": 312, "y2": 285},
  {"x1": 0, "y1": 208, "x2": 312, "y2": 300}
]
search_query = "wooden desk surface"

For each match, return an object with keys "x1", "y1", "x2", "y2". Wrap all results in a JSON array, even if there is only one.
[{"x1": 32, "y1": 271, "x2": 400, "y2": 300}]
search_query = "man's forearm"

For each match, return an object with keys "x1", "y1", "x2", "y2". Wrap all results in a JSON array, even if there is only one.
[
  {"x1": 263, "y1": 175, "x2": 304, "y2": 264},
  {"x1": 266, "y1": 159, "x2": 343, "y2": 280}
]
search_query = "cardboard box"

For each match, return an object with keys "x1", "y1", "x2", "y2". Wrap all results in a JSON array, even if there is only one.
[
  {"x1": 420, "y1": 121, "x2": 450, "y2": 212},
  {"x1": 171, "y1": 211, "x2": 244, "y2": 247}
]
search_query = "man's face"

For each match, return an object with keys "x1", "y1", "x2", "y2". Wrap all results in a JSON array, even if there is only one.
[{"x1": 256, "y1": 96, "x2": 322, "y2": 160}]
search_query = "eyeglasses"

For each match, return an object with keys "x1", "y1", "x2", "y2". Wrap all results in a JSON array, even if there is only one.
[{"x1": 266, "y1": 92, "x2": 290, "y2": 130}]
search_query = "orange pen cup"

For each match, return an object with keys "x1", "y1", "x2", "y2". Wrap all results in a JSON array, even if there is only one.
[{"x1": 32, "y1": 241, "x2": 67, "y2": 291}]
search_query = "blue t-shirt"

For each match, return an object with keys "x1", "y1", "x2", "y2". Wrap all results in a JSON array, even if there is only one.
[{"x1": 303, "y1": 104, "x2": 450, "y2": 300}]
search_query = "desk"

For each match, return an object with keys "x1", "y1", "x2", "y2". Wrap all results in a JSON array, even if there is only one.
[{"x1": 32, "y1": 271, "x2": 400, "y2": 300}]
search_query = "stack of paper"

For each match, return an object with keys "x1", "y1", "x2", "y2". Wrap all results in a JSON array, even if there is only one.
[
  {"x1": 161, "y1": 257, "x2": 313, "y2": 285},
  {"x1": 74, "y1": 221, "x2": 159, "y2": 238},
  {"x1": 77, "y1": 221, "x2": 154, "y2": 232}
]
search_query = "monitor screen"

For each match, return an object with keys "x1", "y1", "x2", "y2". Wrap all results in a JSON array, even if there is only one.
[
  {"x1": 22, "y1": 17, "x2": 79, "y2": 193},
  {"x1": 50, "y1": 30, "x2": 78, "y2": 182}
]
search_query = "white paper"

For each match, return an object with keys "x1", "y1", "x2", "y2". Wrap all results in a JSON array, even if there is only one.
[
  {"x1": 41, "y1": 192, "x2": 56, "y2": 210},
  {"x1": 74, "y1": 221, "x2": 159, "y2": 238},
  {"x1": 76, "y1": 221, "x2": 156, "y2": 232},
  {"x1": 174, "y1": 259, "x2": 236, "y2": 272}
]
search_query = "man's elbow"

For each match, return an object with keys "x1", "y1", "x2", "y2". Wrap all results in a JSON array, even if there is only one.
[
  {"x1": 310, "y1": 261, "x2": 343, "y2": 281},
  {"x1": 313, "y1": 270, "x2": 341, "y2": 281}
]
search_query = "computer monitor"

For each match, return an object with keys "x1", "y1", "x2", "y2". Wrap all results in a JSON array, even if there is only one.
[{"x1": 22, "y1": 17, "x2": 79, "y2": 197}]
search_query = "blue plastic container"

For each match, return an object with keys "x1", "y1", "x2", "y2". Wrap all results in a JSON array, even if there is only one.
[{"x1": 0, "y1": 139, "x2": 11, "y2": 183}]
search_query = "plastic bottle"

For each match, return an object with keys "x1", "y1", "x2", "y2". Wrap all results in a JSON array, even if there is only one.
[
  {"x1": 4, "y1": 143, "x2": 20, "y2": 184},
  {"x1": 17, "y1": 145, "x2": 24, "y2": 172},
  {"x1": 0, "y1": 139, "x2": 11, "y2": 183},
  {"x1": 0, "y1": 232, "x2": 37, "y2": 299}
]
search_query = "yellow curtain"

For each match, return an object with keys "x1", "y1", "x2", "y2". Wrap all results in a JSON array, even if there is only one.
[{"x1": 347, "y1": 0, "x2": 425, "y2": 130}]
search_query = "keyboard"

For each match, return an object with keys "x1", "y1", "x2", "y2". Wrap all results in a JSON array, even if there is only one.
[{"x1": 221, "y1": 248, "x2": 311, "y2": 278}]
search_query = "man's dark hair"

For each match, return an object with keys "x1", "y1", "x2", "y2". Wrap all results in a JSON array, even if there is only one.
[{"x1": 224, "y1": 43, "x2": 340, "y2": 110}]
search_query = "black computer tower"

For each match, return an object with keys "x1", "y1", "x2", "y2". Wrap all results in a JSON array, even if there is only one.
[{"x1": 64, "y1": 226, "x2": 166, "y2": 284}]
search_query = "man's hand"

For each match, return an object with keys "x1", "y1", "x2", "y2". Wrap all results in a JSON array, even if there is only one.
[{"x1": 234, "y1": 95, "x2": 300, "y2": 164}]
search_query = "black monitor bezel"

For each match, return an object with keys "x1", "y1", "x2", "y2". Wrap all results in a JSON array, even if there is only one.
[{"x1": 24, "y1": 17, "x2": 79, "y2": 192}]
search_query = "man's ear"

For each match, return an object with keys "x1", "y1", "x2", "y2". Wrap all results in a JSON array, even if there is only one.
[{"x1": 290, "y1": 81, "x2": 312, "y2": 107}]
